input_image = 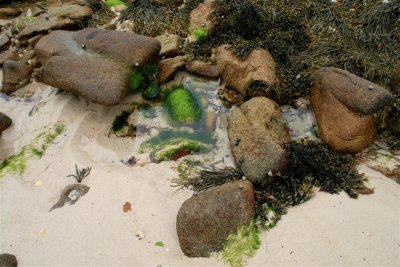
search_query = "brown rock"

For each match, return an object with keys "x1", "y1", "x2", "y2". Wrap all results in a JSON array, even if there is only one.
[
  {"x1": 0, "y1": 34, "x2": 10, "y2": 51},
  {"x1": 35, "y1": 28, "x2": 160, "y2": 105},
  {"x1": 311, "y1": 67, "x2": 395, "y2": 153},
  {"x1": 216, "y1": 45, "x2": 280, "y2": 96},
  {"x1": 189, "y1": 0, "x2": 215, "y2": 34},
  {"x1": 42, "y1": 56, "x2": 129, "y2": 106},
  {"x1": 0, "y1": 112, "x2": 12, "y2": 135},
  {"x1": 156, "y1": 33, "x2": 181, "y2": 58},
  {"x1": 228, "y1": 97, "x2": 289, "y2": 182},
  {"x1": 158, "y1": 55, "x2": 186, "y2": 83},
  {"x1": 176, "y1": 180, "x2": 255, "y2": 257},
  {"x1": 28, "y1": 33, "x2": 45, "y2": 46},
  {"x1": 2, "y1": 60, "x2": 33, "y2": 94},
  {"x1": 0, "y1": 7, "x2": 21, "y2": 19},
  {"x1": 36, "y1": 29, "x2": 160, "y2": 67},
  {"x1": 15, "y1": 5, "x2": 94, "y2": 40},
  {"x1": 187, "y1": 60, "x2": 219, "y2": 78},
  {"x1": 0, "y1": 50, "x2": 20, "y2": 66},
  {"x1": 20, "y1": 50, "x2": 35, "y2": 64}
]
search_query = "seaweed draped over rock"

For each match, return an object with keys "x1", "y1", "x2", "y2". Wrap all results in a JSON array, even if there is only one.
[
  {"x1": 119, "y1": 0, "x2": 204, "y2": 36},
  {"x1": 186, "y1": 0, "x2": 399, "y2": 107},
  {"x1": 174, "y1": 140, "x2": 372, "y2": 227}
]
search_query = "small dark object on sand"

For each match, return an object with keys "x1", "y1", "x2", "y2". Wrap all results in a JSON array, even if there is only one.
[
  {"x1": 49, "y1": 184, "x2": 90, "y2": 212},
  {"x1": 66, "y1": 164, "x2": 91, "y2": 183}
]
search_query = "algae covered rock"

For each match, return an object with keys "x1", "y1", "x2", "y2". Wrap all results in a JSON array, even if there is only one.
[
  {"x1": 149, "y1": 139, "x2": 205, "y2": 163},
  {"x1": 164, "y1": 87, "x2": 201, "y2": 124},
  {"x1": 176, "y1": 180, "x2": 255, "y2": 257}
]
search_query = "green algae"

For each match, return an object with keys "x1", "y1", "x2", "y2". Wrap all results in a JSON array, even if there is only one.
[
  {"x1": 111, "y1": 111, "x2": 131, "y2": 132},
  {"x1": 219, "y1": 223, "x2": 261, "y2": 267},
  {"x1": 105, "y1": 0, "x2": 127, "y2": 7},
  {"x1": 154, "y1": 241, "x2": 165, "y2": 247},
  {"x1": 164, "y1": 88, "x2": 201, "y2": 124},
  {"x1": 140, "y1": 129, "x2": 213, "y2": 151},
  {"x1": 153, "y1": 140, "x2": 203, "y2": 162},
  {"x1": 0, "y1": 123, "x2": 65, "y2": 177},
  {"x1": 130, "y1": 64, "x2": 160, "y2": 100},
  {"x1": 193, "y1": 28, "x2": 207, "y2": 41}
]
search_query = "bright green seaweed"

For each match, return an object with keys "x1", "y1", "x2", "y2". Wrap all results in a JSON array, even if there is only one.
[
  {"x1": 0, "y1": 123, "x2": 65, "y2": 177},
  {"x1": 105, "y1": 0, "x2": 127, "y2": 7},
  {"x1": 164, "y1": 87, "x2": 201, "y2": 124},
  {"x1": 219, "y1": 223, "x2": 261, "y2": 267}
]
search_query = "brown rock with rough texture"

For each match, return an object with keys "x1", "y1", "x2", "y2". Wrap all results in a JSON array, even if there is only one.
[
  {"x1": 217, "y1": 45, "x2": 280, "y2": 96},
  {"x1": 0, "y1": 34, "x2": 10, "y2": 51},
  {"x1": 14, "y1": 5, "x2": 94, "y2": 40},
  {"x1": 0, "y1": 7, "x2": 21, "y2": 19},
  {"x1": 158, "y1": 55, "x2": 186, "y2": 83},
  {"x1": 156, "y1": 34, "x2": 181, "y2": 58},
  {"x1": 228, "y1": 97, "x2": 289, "y2": 182},
  {"x1": 2, "y1": 60, "x2": 33, "y2": 94},
  {"x1": 311, "y1": 67, "x2": 395, "y2": 153},
  {"x1": 0, "y1": 112, "x2": 12, "y2": 135},
  {"x1": 42, "y1": 56, "x2": 129, "y2": 106},
  {"x1": 189, "y1": 0, "x2": 215, "y2": 34},
  {"x1": 0, "y1": 50, "x2": 20, "y2": 66},
  {"x1": 0, "y1": 253, "x2": 17, "y2": 267},
  {"x1": 187, "y1": 60, "x2": 219, "y2": 78},
  {"x1": 35, "y1": 28, "x2": 160, "y2": 105},
  {"x1": 177, "y1": 180, "x2": 255, "y2": 258}
]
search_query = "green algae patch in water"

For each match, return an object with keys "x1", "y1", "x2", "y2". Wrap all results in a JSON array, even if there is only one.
[
  {"x1": 164, "y1": 88, "x2": 201, "y2": 124},
  {"x1": 0, "y1": 122, "x2": 65, "y2": 177},
  {"x1": 219, "y1": 223, "x2": 261, "y2": 267}
]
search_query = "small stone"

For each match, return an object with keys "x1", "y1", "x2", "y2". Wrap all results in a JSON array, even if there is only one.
[
  {"x1": 0, "y1": 112, "x2": 12, "y2": 135},
  {"x1": 0, "y1": 254, "x2": 17, "y2": 267},
  {"x1": 0, "y1": 34, "x2": 10, "y2": 51},
  {"x1": 158, "y1": 56, "x2": 186, "y2": 83}
]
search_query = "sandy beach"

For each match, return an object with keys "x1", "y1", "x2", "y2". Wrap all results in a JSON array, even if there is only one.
[{"x1": 0, "y1": 78, "x2": 399, "y2": 267}]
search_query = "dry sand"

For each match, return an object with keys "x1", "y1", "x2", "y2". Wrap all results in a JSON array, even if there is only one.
[{"x1": 0, "y1": 79, "x2": 399, "y2": 267}]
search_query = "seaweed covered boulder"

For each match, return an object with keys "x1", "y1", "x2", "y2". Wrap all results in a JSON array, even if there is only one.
[
  {"x1": 189, "y1": 0, "x2": 216, "y2": 35},
  {"x1": 311, "y1": 67, "x2": 395, "y2": 153},
  {"x1": 0, "y1": 112, "x2": 12, "y2": 135},
  {"x1": 164, "y1": 87, "x2": 201, "y2": 124},
  {"x1": 227, "y1": 97, "x2": 290, "y2": 182},
  {"x1": 176, "y1": 180, "x2": 255, "y2": 257},
  {"x1": 35, "y1": 28, "x2": 160, "y2": 105},
  {"x1": 216, "y1": 45, "x2": 280, "y2": 98}
]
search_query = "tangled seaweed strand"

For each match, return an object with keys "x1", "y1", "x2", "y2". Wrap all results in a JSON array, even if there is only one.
[
  {"x1": 173, "y1": 141, "x2": 371, "y2": 226},
  {"x1": 119, "y1": 0, "x2": 203, "y2": 37},
  {"x1": 67, "y1": 164, "x2": 92, "y2": 183}
]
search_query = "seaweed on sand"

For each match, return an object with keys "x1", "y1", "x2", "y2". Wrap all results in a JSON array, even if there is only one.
[
  {"x1": 173, "y1": 140, "x2": 372, "y2": 227},
  {"x1": 118, "y1": 0, "x2": 204, "y2": 37}
]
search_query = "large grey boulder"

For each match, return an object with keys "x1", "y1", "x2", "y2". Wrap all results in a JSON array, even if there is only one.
[
  {"x1": 35, "y1": 28, "x2": 161, "y2": 105},
  {"x1": 176, "y1": 180, "x2": 255, "y2": 257},
  {"x1": 227, "y1": 97, "x2": 290, "y2": 182}
]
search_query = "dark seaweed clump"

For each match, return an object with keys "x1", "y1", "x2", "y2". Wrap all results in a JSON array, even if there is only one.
[
  {"x1": 119, "y1": 0, "x2": 204, "y2": 37},
  {"x1": 111, "y1": 111, "x2": 131, "y2": 132},
  {"x1": 174, "y1": 140, "x2": 372, "y2": 226},
  {"x1": 186, "y1": 0, "x2": 400, "y2": 106}
]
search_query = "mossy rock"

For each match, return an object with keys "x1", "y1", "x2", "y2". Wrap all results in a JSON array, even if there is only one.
[{"x1": 164, "y1": 88, "x2": 201, "y2": 124}]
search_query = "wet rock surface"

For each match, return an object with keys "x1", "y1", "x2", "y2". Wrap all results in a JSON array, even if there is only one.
[
  {"x1": 1, "y1": 59, "x2": 33, "y2": 94},
  {"x1": 227, "y1": 97, "x2": 289, "y2": 182},
  {"x1": 176, "y1": 180, "x2": 255, "y2": 257},
  {"x1": 156, "y1": 33, "x2": 181, "y2": 58},
  {"x1": 0, "y1": 34, "x2": 10, "y2": 51},
  {"x1": 216, "y1": 45, "x2": 280, "y2": 97},
  {"x1": 186, "y1": 60, "x2": 219, "y2": 79},
  {"x1": 0, "y1": 112, "x2": 12, "y2": 135},
  {"x1": 311, "y1": 67, "x2": 395, "y2": 153},
  {"x1": 13, "y1": 4, "x2": 94, "y2": 41},
  {"x1": 0, "y1": 7, "x2": 21, "y2": 19},
  {"x1": 0, "y1": 253, "x2": 17, "y2": 267},
  {"x1": 158, "y1": 55, "x2": 186, "y2": 83},
  {"x1": 0, "y1": 50, "x2": 20, "y2": 66},
  {"x1": 189, "y1": 0, "x2": 215, "y2": 34},
  {"x1": 35, "y1": 28, "x2": 160, "y2": 105}
]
